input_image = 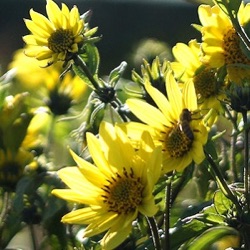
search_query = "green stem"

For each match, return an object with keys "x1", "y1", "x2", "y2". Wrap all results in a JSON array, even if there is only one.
[
  {"x1": 230, "y1": 130, "x2": 238, "y2": 182},
  {"x1": 242, "y1": 111, "x2": 250, "y2": 210},
  {"x1": 231, "y1": 15, "x2": 250, "y2": 51},
  {"x1": 205, "y1": 151, "x2": 242, "y2": 212},
  {"x1": 74, "y1": 55, "x2": 100, "y2": 91},
  {"x1": 225, "y1": 110, "x2": 239, "y2": 182},
  {"x1": 111, "y1": 98, "x2": 129, "y2": 122},
  {"x1": 163, "y1": 178, "x2": 172, "y2": 250},
  {"x1": 146, "y1": 216, "x2": 162, "y2": 250}
]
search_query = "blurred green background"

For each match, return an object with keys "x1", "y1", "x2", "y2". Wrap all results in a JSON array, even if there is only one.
[{"x1": 0, "y1": 0, "x2": 201, "y2": 75}]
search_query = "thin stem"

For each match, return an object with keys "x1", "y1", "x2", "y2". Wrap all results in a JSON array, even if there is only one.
[
  {"x1": 146, "y1": 216, "x2": 162, "y2": 250},
  {"x1": 74, "y1": 55, "x2": 100, "y2": 90},
  {"x1": 163, "y1": 178, "x2": 172, "y2": 250},
  {"x1": 29, "y1": 224, "x2": 38, "y2": 250},
  {"x1": 111, "y1": 98, "x2": 129, "y2": 122},
  {"x1": 231, "y1": 15, "x2": 250, "y2": 51},
  {"x1": 242, "y1": 111, "x2": 250, "y2": 210},
  {"x1": 230, "y1": 131, "x2": 238, "y2": 182},
  {"x1": 205, "y1": 151, "x2": 242, "y2": 212}
]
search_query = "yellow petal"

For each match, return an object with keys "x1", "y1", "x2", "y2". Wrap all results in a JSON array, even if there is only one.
[
  {"x1": 52, "y1": 189, "x2": 101, "y2": 205},
  {"x1": 25, "y1": 19, "x2": 49, "y2": 38},
  {"x1": 101, "y1": 214, "x2": 134, "y2": 250},
  {"x1": 182, "y1": 80, "x2": 197, "y2": 110},
  {"x1": 61, "y1": 206, "x2": 104, "y2": 224},
  {"x1": 84, "y1": 212, "x2": 119, "y2": 238},
  {"x1": 57, "y1": 167, "x2": 100, "y2": 195},
  {"x1": 139, "y1": 196, "x2": 158, "y2": 217},
  {"x1": 166, "y1": 71, "x2": 182, "y2": 119},
  {"x1": 99, "y1": 123, "x2": 135, "y2": 173},
  {"x1": 86, "y1": 132, "x2": 113, "y2": 178},
  {"x1": 190, "y1": 141, "x2": 205, "y2": 164},
  {"x1": 127, "y1": 99, "x2": 167, "y2": 130},
  {"x1": 46, "y1": 0, "x2": 62, "y2": 29},
  {"x1": 144, "y1": 79, "x2": 172, "y2": 124},
  {"x1": 29, "y1": 9, "x2": 54, "y2": 34},
  {"x1": 69, "y1": 149, "x2": 106, "y2": 187}
]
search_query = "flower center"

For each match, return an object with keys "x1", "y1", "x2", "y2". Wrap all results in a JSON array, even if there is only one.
[
  {"x1": 223, "y1": 28, "x2": 250, "y2": 65},
  {"x1": 193, "y1": 67, "x2": 220, "y2": 99},
  {"x1": 165, "y1": 109, "x2": 194, "y2": 158},
  {"x1": 48, "y1": 29, "x2": 74, "y2": 53},
  {"x1": 102, "y1": 168, "x2": 143, "y2": 214}
]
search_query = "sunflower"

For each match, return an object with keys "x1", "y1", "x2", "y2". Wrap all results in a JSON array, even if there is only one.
[
  {"x1": 120, "y1": 71, "x2": 208, "y2": 173},
  {"x1": 52, "y1": 122, "x2": 162, "y2": 250},
  {"x1": 45, "y1": 70, "x2": 89, "y2": 115},
  {"x1": 9, "y1": 48, "x2": 89, "y2": 115},
  {"x1": 23, "y1": 0, "x2": 86, "y2": 67},
  {"x1": 8, "y1": 48, "x2": 54, "y2": 89},
  {"x1": 172, "y1": 39, "x2": 226, "y2": 112},
  {"x1": 198, "y1": 2, "x2": 250, "y2": 83}
]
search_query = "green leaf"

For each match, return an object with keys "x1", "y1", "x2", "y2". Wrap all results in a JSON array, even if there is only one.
[
  {"x1": 213, "y1": 190, "x2": 233, "y2": 215},
  {"x1": 83, "y1": 43, "x2": 100, "y2": 76},
  {"x1": 72, "y1": 63, "x2": 95, "y2": 89},
  {"x1": 187, "y1": 226, "x2": 239, "y2": 250},
  {"x1": 201, "y1": 205, "x2": 225, "y2": 224},
  {"x1": 109, "y1": 61, "x2": 127, "y2": 86},
  {"x1": 213, "y1": 0, "x2": 241, "y2": 19},
  {"x1": 170, "y1": 217, "x2": 209, "y2": 249},
  {"x1": 204, "y1": 140, "x2": 218, "y2": 160}
]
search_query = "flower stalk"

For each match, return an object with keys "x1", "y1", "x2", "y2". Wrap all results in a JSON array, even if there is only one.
[
  {"x1": 163, "y1": 178, "x2": 172, "y2": 250},
  {"x1": 74, "y1": 55, "x2": 100, "y2": 91},
  {"x1": 242, "y1": 110, "x2": 250, "y2": 210},
  {"x1": 205, "y1": 151, "x2": 242, "y2": 212},
  {"x1": 146, "y1": 216, "x2": 162, "y2": 250}
]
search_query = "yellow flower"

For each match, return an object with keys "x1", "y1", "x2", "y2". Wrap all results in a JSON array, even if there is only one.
[
  {"x1": 9, "y1": 48, "x2": 89, "y2": 115},
  {"x1": 46, "y1": 72, "x2": 89, "y2": 115},
  {"x1": 8, "y1": 48, "x2": 55, "y2": 89},
  {"x1": 52, "y1": 122, "x2": 162, "y2": 250},
  {"x1": 198, "y1": 2, "x2": 250, "y2": 83},
  {"x1": 172, "y1": 39, "x2": 226, "y2": 112},
  {"x1": 120, "y1": 71, "x2": 208, "y2": 173},
  {"x1": 23, "y1": 0, "x2": 84, "y2": 67}
]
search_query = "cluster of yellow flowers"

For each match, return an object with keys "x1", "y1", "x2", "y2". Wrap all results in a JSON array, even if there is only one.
[{"x1": 2, "y1": 0, "x2": 250, "y2": 249}]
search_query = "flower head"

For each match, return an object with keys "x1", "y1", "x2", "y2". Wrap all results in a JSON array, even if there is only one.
[
  {"x1": 172, "y1": 39, "x2": 226, "y2": 112},
  {"x1": 52, "y1": 122, "x2": 162, "y2": 249},
  {"x1": 9, "y1": 48, "x2": 89, "y2": 115},
  {"x1": 120, "y1": 71, "x2": 208, "y2": 173},
  {"x1": 198, "y1": 3, "x2": 250, "y2": 83},
  {"x1": 23, "y1": 0, "x2": 92, "y2": 67}
]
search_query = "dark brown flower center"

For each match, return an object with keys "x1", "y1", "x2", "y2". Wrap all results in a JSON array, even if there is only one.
[
  {"x1": 48, "y1": 29, "x2": 74, "y2": 53},
  {"x1": 193, "y1": 67, "x2": 219, "y2": 99},
  {"x1": 102, "y1": 168, "x2": 143, "y2": 214},
  {"x1": 223, "y1": 28, "x2": 250, "y2": 65}
]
